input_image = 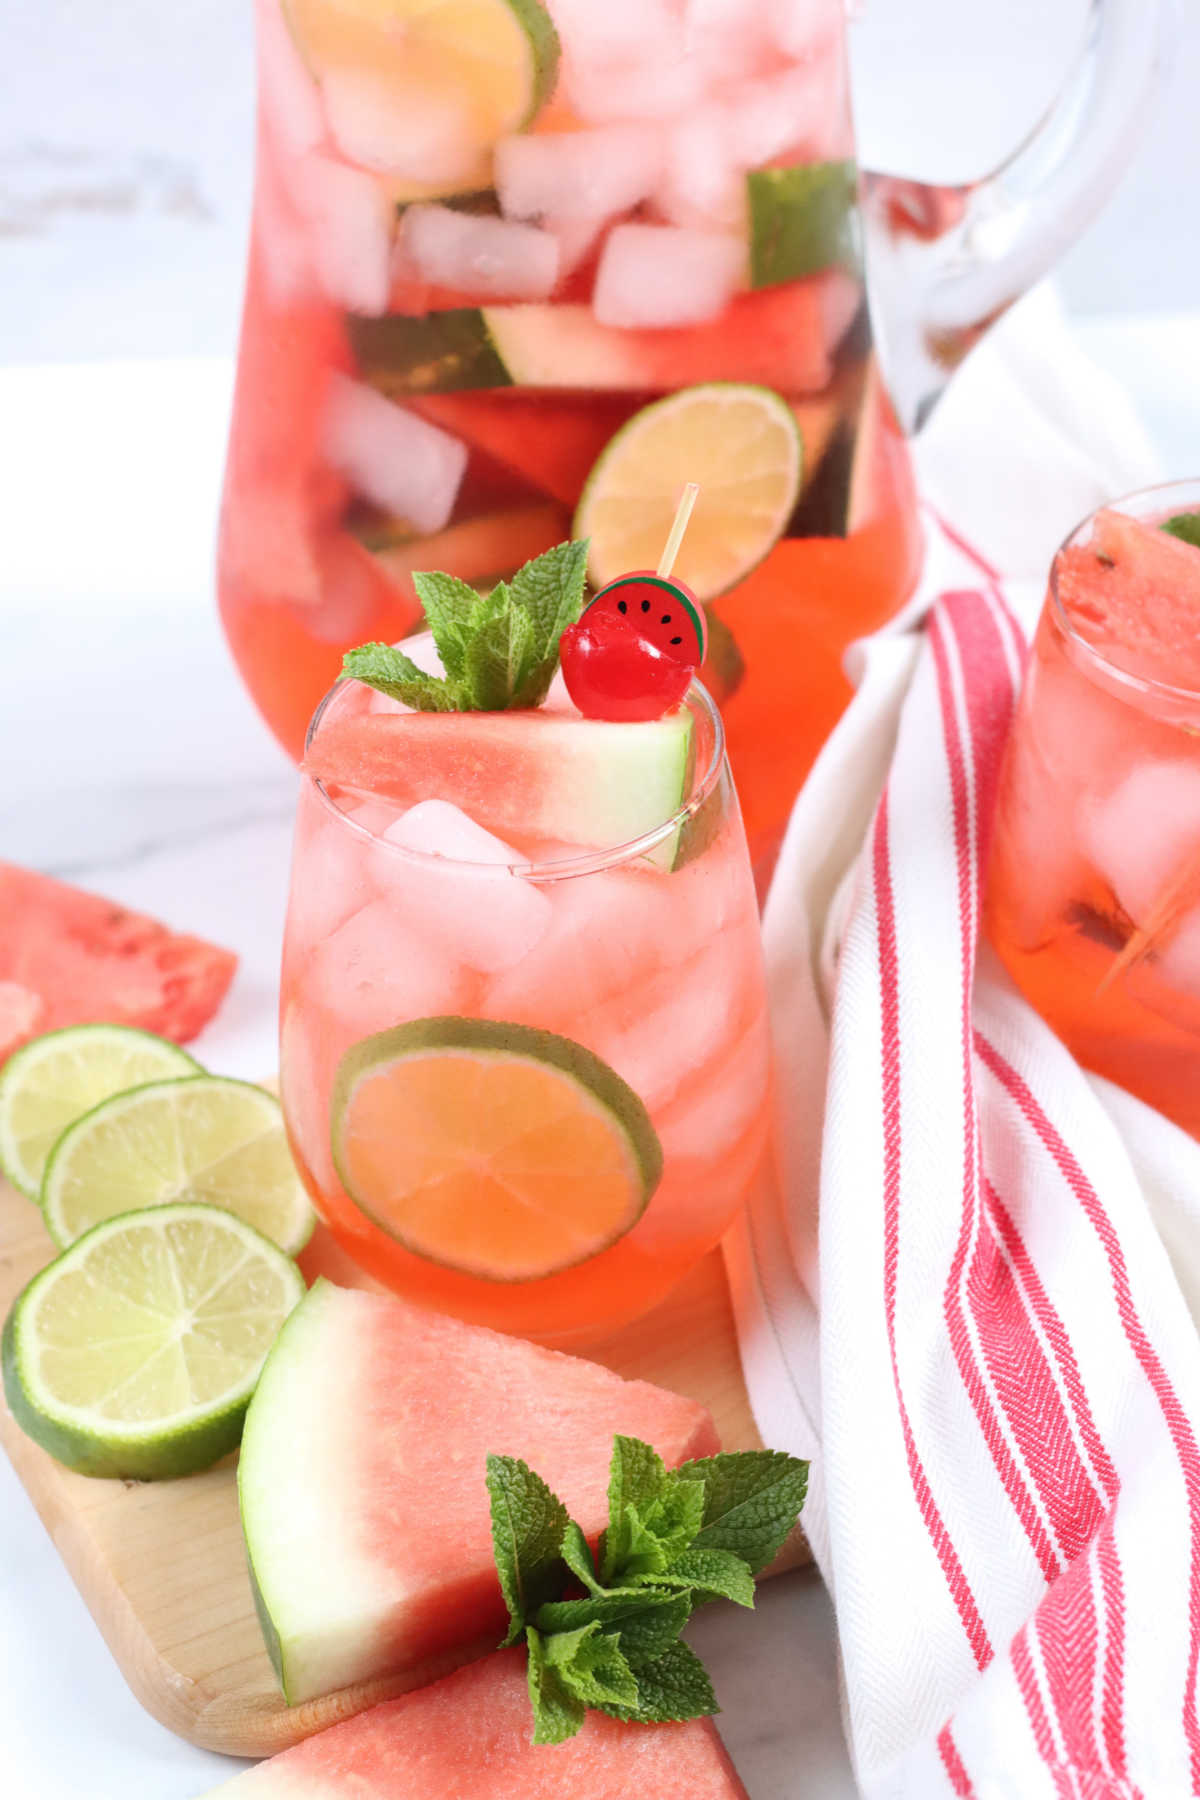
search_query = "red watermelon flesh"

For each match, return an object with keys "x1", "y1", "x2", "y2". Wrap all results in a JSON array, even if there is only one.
[
  {"x1": 199, "y1": 1648, "x2": 749, "y2": 1797},
  {"x1": 238, "y1": 1281, "x2": 718, "y2": 1704},
  {"x1": 410, "y1": 392, "x2": 643, "y2": 509},
  {"x1": 0, "y1": 862, "x2": 237, "y2": 1058},
  {"x1": 1056, "y1": 508, "x2": 1200, "y2": 690}
]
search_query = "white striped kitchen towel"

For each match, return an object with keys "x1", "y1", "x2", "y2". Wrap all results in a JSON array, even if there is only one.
[{"x1": 726, "y1": 505, "x2": 1200, "y2": 1795}]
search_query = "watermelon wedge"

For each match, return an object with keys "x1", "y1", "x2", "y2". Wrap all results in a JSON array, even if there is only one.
[
  {"x1": 199, "y1": 1648, "x2": 749, "y2": 1796},
  {"x1": 0, "y1": 863, "x2": 236, "y2": 1062},
  {"x1": 238, "y1": 1281, "x2": 717, "y2": 1703},
  {"x1": 1056, "y1": 507, "x2": 1200, "y2": 690},
  {"x1": 304, "y1": 705, "x2": 695, "y2": 853},
  {"x1": 346, "y1": 273, "x2": 862, "y2": 396},
  {"x1": 409, "y1": 393, "x2": 643, "y2": 508}
]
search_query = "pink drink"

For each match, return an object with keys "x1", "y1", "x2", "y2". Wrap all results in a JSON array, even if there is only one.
[
  {"x1": 986, "y1": 484, "x2": 1200, "y2": 1134},
  {"x1": 280, "y1": 662, "x2": 775, "y2": 1340}
]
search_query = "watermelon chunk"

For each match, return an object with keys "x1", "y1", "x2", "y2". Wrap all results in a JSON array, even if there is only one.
[
  {"x1": 199, "y1": 1649, "x2": 748, "y2": 1796},
  {"x1": 409, "y1": 393, "x2": 642, "y2": 508},
  {"x1": 1056, "y1": 508, "x2": 1200, "y2": 690},
  {"x1": 0, "y1": 863, "x2": 236, "y2": 1061},
  {"x1": 304, "y1": 705, "x2": 695, "y2": 853},
  {"x1": 346, "y1": 275, "x2": 861, "y2": 396},
  {"x1": 239, "y1": 1281, "x2": 718, "y2": 1702}
]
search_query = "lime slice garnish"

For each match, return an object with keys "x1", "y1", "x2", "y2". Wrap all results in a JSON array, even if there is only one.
[
  {"x1": 574, "y1": 383, "x2": 803, "y2": 600},
  {"x1": 285, "y1": 0, "x2": 559, "y2": 178},
  {"x1": 2, "y1": 1203, "x2": 305, "y2": 1480},
  {"x1": 40, "y1": 1076, "x2": 316, "y2": 1256},
  {"x1": 331, "y1": 1016, "x2": 662, "y2": 1282},
  {"x1": 0, "y1": 1024, "x2": 202, "y2": 1201}
]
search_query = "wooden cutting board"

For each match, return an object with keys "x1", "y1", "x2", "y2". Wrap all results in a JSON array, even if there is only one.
[{"x1": 0, "y1": 1173, "x2": 804, "y2": 1759}]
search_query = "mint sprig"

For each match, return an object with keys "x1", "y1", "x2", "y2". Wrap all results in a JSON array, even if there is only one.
[
  {"x1": 342, "y1": 539, "x2": 589, "y2": 712},
  {"x1": 485, "y1": 1434, "x2": 808, "y2": 1743}
]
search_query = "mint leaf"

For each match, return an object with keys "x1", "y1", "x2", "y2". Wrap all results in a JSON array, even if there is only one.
[
  {"x1": 542, "y1": 1622, "x2": 639, "y2": 1712},
  {"x1": 676, "y1": 1450, "x2": 809, "y2": 1574},
  {"x1": 535, "y1": 1588, "x2": 692, "y2": 1661},
  {"x1": 486, "y1": 1455, "x2": 570, "y2": 1647},
  {"x1": 598, "y1": 1639, "x2": 717, "y2": 1725},
  {"x1": 561, "y1": 1522, "x2": 604, "y2": 1596},
  {"x1": 618, "y1": 1477, "x2": 707, "y2": 1580},
  {"x1": 1162, "y1": 511, "x2": 1200, "y2": 550},
  {"x1": 339, "y1": 642, "x2": 458, "y2": 712},
  {"x1": 347, "y1": 539, "x2": 590, "y2": 713},
  {"x1": 463, "y1": 590, "x2": 540, "y2": 711},
  {"x1": 599, "y1": 1436, "x2": 671, "y2": 1583},
  {"x1": 526, "y1": 1626, "x2": 587, "y2": 1745},
  {"x1": 509, "y1": 538, "x2": 589, "y2": 660},
  {"x1": 747, "y1": 159, "x2": 860, "y2": 289},
  {"x1": 411, "y1": 570, "x2": 479, "y2": 682},
  {"x1": 639, "y1": 1546, "x2": 756, "y2": 1608}
]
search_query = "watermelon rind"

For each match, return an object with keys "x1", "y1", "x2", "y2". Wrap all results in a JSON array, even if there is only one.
[
  {"x1": 0, "y1": 1023, "x2": 203, "y2": 1201},
  {"x1": 329, "y1": 1016, "x2": 663, "y2": 1279}
]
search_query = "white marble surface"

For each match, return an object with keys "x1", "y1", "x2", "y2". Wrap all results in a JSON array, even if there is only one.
[{"x1": 0, "y1": 314, "x2": 1196, "y2": 1797}]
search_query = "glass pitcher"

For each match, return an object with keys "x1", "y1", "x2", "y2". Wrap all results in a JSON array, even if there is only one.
[{"x1": 218, "y1": 0, "x2": 1169, "y2": 884}]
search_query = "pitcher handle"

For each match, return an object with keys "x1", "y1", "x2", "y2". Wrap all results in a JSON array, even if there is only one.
[{"x1": 860, "y1": 0, "x2": 1177, "y2": 433}]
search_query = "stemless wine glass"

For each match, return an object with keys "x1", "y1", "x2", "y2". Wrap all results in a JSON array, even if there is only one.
[
  {"x1": 279, "y1": 663, "x2": 773, "y2": 1342},
  {"x1": 986, "y1": 480, "x2": 1200, "y2": 1135}
]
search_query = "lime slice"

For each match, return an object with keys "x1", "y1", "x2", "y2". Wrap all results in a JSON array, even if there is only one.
[
  {"x1": 0, "y1": 1024, "x2": 202, "y2": 1201},
  {"x1": 574, "y1": 383, "x2": 803, "y2": 601},
  {"x1": 746, "y1": 160, "x2": 860, "y2": 290},
  {"x1": 331, "y1": 1016, "x2": 662, "y2": 1282},
  {"x1": 2, "y1": 1204, "x2": 305, "y2": 1480},
  {"x1": 285, "y1": 0, "x2": 559, "y2": 179},
  {"x1": 41, "y1": 1076, "x2": 316, "y2": 1256}
]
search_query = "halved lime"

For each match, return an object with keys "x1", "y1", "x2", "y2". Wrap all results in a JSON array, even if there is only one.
[
  {"x1": 0, "y1": 1024, "x2": 202, "y2": 1201},
  {"x1": 574, "y1": 384, "x2": 803, "y2": 600},
  {"x1": 285, "y1": 0, "x2": 559, "y2": 181},
  {"x1": 331, "y1": 1017, "x2": 662, "y2": 1282},
  {"x1": 41, "y1": 1076, "x2": 316, "y2": 1256},
  {"x1": 2, "y1": 1204, "x2": 305, "y2": 1480}
]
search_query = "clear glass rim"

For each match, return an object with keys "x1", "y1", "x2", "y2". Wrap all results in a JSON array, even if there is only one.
[
  {"x1": 302, "y1": 670, "x2": 727, "y2": 881},
  {"x1": 1048, "y1": 476, "x2": 1200, "y2": 708}
]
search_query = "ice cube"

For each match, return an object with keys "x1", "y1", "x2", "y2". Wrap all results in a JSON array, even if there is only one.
[
  {"x1": 564, "y1": 54, "x2": 708, "y2": 126},
  {"x1": 255, "y1": 0, "x2": 325, "y2": 158},
  {"x1": 320, "y1": 70, "x2": 479, "y2": 185},
  {"x1": 381, "y1": 802, "x2": 553, "y2": 973},
  {"x1": 321, "y1": 375, "x2": 467, "y2": 536},
  {"x1": 592, "y1": 223, "x2": 746, "y2": 328},
  {"x1": 767, "y1": 0, "x2": 841, "y2": 60},
  {"x1": 1081, "y1": 761, "x2": 1200, "y2": 928},
  {"x1": 495, "y1": 124, "x2": 663, "y2": 222},
  {"x1": 303, "y1": 899, "x2": 474, "y2": 1040},
  {"x1": 398, "y1": 205, "x2": 560, "y2": 301},
  {"x1": 585, "y1": 937, "x2": 741, "y2": 1113},
  {"x1": 657, "y1": 110, "x2": 746, "y2": 231},
  {"x1": 1157, "y1": 907, "x2": 1200, "y2": 1001},
  {"x1": 546, "y1": 217, "x2": 605, "y2": 279},
  {"x1": 657, "y1": 1011, "x2": 771, "y2": 1163},
  {"x1": 546, "y1": 0, "x2": 680, "y2": 69},
  {"x1": 485, "y1": 863, "x2": 689, "y2": 1026},
  {"x1": 723, "y1": 63, "x2": 836, "y2": 168},
  {"x1": 292, "y1": 156, "x2": 395, "y2": 316},
  {"x1": 682, "y1": 0, "x2": 775, "y2": 81}
]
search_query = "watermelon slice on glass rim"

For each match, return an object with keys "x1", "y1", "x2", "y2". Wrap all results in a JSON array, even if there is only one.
[{"x1": 0, "y1": 862, "x2": 237, "y2": 1063}]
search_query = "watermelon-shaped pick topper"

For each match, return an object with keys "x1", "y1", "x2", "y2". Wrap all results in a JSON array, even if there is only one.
[
  {"x1": 584, "y1": 571, "x2": 708, "y2": 667},
  {"x1": 560, "y1": 483, "x2": 707, "y2": 722}
]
